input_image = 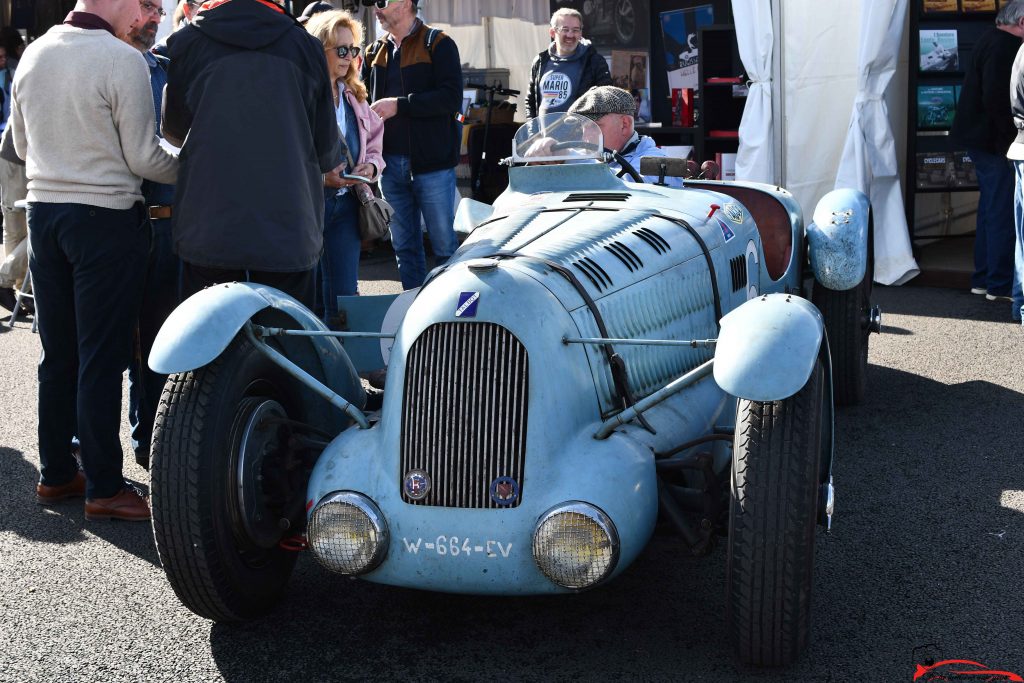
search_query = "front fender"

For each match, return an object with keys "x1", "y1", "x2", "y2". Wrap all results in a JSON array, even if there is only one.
[
  {"x1": 150, "y1": 282, "x2": 364, "y2": 431},
  {"x1": 806, "y1": 188, "x2": 869, "y2": 290},
  {"x1": 713, "y1": 294, "x2": 824, "y2": 402}
]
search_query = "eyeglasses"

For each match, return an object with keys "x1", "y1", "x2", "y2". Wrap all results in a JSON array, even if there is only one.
[
  {"x1": 140, "y1": 1, "x2": 166, "y2": 17},
  {"x1": 371, "y1": 0, "x2": 402, "y2": 8},
  {"x1": 555, "y1": 27, "x2": 582, "y2": 35},
  {"x1": 327, "y1": 45, "x2": 361, "y2": 58}
]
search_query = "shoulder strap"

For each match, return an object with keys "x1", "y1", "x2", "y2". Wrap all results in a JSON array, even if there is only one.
[{"x1": 424, "y1": 27, "x2": 441, "y2": 53}]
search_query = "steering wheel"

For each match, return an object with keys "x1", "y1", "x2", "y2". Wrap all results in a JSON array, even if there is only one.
[
  {"x1": 550, "y1": 140, "x2": 601, "y2": 153},
  {"x1": 613, "y1": 152, "x2": 645, "y2": 183}
]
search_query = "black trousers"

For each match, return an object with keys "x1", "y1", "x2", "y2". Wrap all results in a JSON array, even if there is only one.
[
  {"x1": 29, "y1": 202, "x2": 149, "y2": 499},
  {"x1": 181, "y1": 262, "x2": 315, "y2": 310}
]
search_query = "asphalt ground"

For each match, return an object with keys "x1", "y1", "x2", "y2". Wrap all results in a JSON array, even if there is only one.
[{"x1": 1, "y1": 259, "x2": 1022, "y2": 682}]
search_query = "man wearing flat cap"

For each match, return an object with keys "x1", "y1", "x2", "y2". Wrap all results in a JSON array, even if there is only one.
[{"x1": 568, "y1": 85, "x2": 682, "y2": 187}]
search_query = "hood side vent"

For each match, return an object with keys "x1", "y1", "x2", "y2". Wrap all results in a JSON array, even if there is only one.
[
  {"x1": 573, "y1": 256, "x2": 613, "y2": 291},
  {"x1": 634, "y1": 227, "x2": 671, "y2": 255},
  {"x1": 564, "y1": 192, "x2": 631, "y2": 202},
  {"x1": 730, "y1": 255, "x2": 747, "y2": 292},
  {"x1": 604, "y1": 242, "x2": 643, "y2": 272}
]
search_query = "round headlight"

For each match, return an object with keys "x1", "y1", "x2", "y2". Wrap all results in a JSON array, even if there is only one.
[
  {"x1": 308, "y1": 492, "x2": 388, "y2": 575},
  {"x1": 533, "y1": 502, "x2": 619, "y2": 589}
]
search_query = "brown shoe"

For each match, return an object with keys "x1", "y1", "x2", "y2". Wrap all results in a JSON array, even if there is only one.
[
  {"x1": 36, "y1": 471, "x2": 87, "y2": 505},
  {"x1": 84, "y1": 486, "x2": 151, "y2": 522}
]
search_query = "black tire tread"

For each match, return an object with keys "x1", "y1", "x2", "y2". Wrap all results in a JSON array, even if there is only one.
[
  {"x1": 151, "y1": 338, "x2": 296, "y2": 622},
  {"x1": 727, "y1": 364, "x2": 822, "y2": 667},
  {"x1": 813, "y1": 276, "x2": 869, "y2": 406}
]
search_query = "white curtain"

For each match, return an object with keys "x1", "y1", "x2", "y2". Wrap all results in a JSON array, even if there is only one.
[
  {"x1": 835, "y1": 0, "x2": 919, "y2": 285},
  {"x1": 423, "y1": 0, "x2": 550, "y2": 26},
  {"x1": 731, "y1": 0, "x2": 774, "y2": 183}
]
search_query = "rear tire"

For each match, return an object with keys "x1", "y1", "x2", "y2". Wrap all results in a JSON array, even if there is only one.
[
  {"x1": 812, "y1": 273, "x2": 871, "y2": 406},
  {"x1": 727, "y1": 361, "x2": 823, "y2": 667},
  {"x1": 151, "y1": 333, "x2": 306, "y2": 621}
]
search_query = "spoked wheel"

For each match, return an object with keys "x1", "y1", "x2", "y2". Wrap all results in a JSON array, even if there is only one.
[
  {"x1": 151, "y1": 332, "x2": 311, "y2": 621},
  {"x1": 812, "y1": 269, "x2": 876, "y2": 406},
  {"x1": 727, "y1": 361, "x2": 824, "y2": 667},
  {"x1": 614, "y1": 0, "x2": 636, "y2": 44}
]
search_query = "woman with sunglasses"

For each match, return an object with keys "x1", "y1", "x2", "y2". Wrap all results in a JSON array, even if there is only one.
[{"x1": 306, "y1": 10, "x2": 385, "y2": 325}]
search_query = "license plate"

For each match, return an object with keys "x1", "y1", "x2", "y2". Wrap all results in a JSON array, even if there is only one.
[{"x1": 401, "y1": 535, "x2": 512, "y2": 559}]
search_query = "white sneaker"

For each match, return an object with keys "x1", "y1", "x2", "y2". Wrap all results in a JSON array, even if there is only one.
[
  {"x1": 970, "y1": 287, "x2": 987, "y2": 295},
  {"x1": 986, "y1": 293, "x2": 1013, "y2": 302}
]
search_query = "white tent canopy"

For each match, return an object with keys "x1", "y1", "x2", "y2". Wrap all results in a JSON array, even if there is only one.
[{"x1": 731, "y1": 0, "x2": 774, "y2": 184}]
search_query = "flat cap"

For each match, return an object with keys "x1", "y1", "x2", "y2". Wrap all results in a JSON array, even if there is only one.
[
  {"x1": 298, "y1": 1, "x2": 334, "y2": 23},
  {"x1": 567, "y1": 85, "x2": 636, "y2": 121}
]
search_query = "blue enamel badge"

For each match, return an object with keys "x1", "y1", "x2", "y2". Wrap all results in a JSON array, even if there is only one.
[
  {"x1": 717, "y1": 218, "x2": 735, "y2": 242},
  {"x1": 456, "y1": 291, "x2": 480, "y2": 318}
]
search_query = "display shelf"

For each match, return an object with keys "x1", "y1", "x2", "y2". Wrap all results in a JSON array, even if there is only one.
[{"x1": 905, "y1": 2, "x2": 992, "y2": 241}]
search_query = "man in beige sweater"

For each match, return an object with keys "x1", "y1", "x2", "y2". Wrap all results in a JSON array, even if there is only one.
[{"x1": 9, "y1": 0, "x2": 178, "y2": 521}]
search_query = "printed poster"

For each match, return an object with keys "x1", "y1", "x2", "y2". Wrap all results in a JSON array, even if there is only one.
[
  {"x1": 919, "y1": 29, "x2": 959, "y2": 72},
  {"x1": 611, "y1": 50, "x2": 651, "y2": 122},
  {"x1": 917, "y1": 85, "x2": 957, "y2": 129},
  {"x1": 660, "y1": 5, "x2": 714, "y2": 92}
]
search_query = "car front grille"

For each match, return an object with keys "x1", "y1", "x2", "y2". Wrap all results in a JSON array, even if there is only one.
[{"x1": 400, "y1": 322, "x2": 528, "y2": 508}]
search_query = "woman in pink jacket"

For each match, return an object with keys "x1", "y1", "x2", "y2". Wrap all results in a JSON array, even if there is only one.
[{"x1": 307, "y1": 10, "x2": 385, "y2": 325}]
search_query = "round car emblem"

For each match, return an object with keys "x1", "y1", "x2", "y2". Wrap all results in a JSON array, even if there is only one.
[
  {"x1": 489, "y1": 477, "x2": 520, "y2": 506},
  {"x1": 403, "y1": 470, "x2": 431, "y2": 500}
]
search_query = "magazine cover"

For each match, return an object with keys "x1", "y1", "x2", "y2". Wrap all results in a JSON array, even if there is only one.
[
  {"x1": 920, "y1": 29, "x2": 959, "y2": 71},
  {"x1": 922, "y1": 0, "x2": 959, "y2": 10},
  {"x1": 952, "y1": 151, "x2": 979, "y2": 187},
  {"x1": 918, "y1": 85, "x2": 957, "y2": 129},
  {"x1": 962, "y1": 0, "x2": 997, "y2": 10},
  {"x1": 916, "y1": 152, "x2": 955, "y2": 189},
  {"x1": 660, "y1": 5, "x2": 714, "y2": 91}
]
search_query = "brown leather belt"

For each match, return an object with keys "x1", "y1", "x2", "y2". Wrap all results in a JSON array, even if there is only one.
[{"x1": 149, "y1": 205, "x2": 172, "y2": 220}]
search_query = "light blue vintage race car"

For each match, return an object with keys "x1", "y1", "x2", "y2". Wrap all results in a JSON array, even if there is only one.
[{"x1": 148, "y1": 114, "x2": 880, "y2": 666}]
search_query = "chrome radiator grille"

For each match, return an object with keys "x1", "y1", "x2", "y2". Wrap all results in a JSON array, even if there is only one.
[{"x1": 400, "y1": 323, "x2": 528, "y2": 508}]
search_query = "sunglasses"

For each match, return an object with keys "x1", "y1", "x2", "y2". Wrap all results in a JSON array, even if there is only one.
[
  {"x1": 370, "y1": 0, "x2": 402, "y2": 8},
  {"x1": 140, "y1": 1, "x2": 166, "y2": 17},
  {"x1": 327, "y1": 45, "x2": 361, "y2": 59}
]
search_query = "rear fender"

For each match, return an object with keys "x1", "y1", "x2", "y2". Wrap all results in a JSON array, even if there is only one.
[
  {"x1": 713, "y1": 293, "x2": 824, "y2": 402},
  {"x1": 150, "y1": 282, "x2": 364, "y2": 433},
  {"x1": 806, "y1": 188, "x2": 869, "y2": 290}
]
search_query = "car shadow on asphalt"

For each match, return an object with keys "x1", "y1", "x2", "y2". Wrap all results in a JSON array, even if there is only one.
[
  {"x1": 876, "y1": 284, "x2": 1018, "y2": 324},
  {"x1": 0, "y1": 447, "x2": 160, "y2": 567}
]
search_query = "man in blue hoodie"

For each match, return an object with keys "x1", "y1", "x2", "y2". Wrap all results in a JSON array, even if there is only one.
[{"x1": 526, "y1": 8, "x2": 611, "y2": 120}]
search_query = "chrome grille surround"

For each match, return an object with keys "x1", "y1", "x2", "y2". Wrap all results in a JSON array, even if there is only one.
[{"x1": 400, "y1": 322, "x2": 528, "y2": 508}]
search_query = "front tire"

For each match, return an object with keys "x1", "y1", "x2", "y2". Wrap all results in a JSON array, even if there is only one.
[
  {"x1": 151, "y1": 332, "x2": 308, "y2": 621},
  {"x1": 727, "y1": 361, "x2": 823, "y2": 667}
]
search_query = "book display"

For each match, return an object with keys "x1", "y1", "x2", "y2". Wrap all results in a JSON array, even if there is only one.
[{"x1": 905, "y1": 0, "x2": 991, "y2": 239}]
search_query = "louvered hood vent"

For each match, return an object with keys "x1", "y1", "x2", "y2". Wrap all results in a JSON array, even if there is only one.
[{"x1": 563, "y1": 192, "x2": 631, "y2": 202}]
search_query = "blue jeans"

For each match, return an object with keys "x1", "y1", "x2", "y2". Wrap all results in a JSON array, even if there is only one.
[
  {"x1": 969, "y1": 148, "x2": 1015, "y2": 296},
  {"x1": 380, "y1": 154, "x2": 458, "y2": 290},
  {"x1": 1013, "y1": 161, "x2": 1024, "y2": 323},
  {"x1": 128, "y1": 217, "x2": 180, "y2": 459},
  {"x1": 28, "y1": 202, "x2": 149, "y2": 498},
  {"x1": 318, "y1": 190, "x2": 361, "y2": 322}
]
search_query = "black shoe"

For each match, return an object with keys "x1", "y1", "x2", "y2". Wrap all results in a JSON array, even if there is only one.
[
  {"x1": 367, "y1": 367, "x2": 387, "y2": 390},
  {"x1": 0, "y1": 287, "x2": 16, "y2": 313},
  {"x1": 19, "y1": 297, "x2": 34, "y2": 316}
]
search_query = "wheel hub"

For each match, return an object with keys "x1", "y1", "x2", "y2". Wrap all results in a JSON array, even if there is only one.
[{"x1": 234, "y1": 398, "x2": 291, "y2": 549}]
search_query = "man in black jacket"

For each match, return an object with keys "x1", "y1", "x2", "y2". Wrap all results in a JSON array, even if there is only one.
[
  {"x1": 525, "y1": 8, "x2": 611, "y2": 120},
  {"x1": 363, "y1": 0, "x2": 463, "y2": 290},
  {"x1": 163, "y1": 0, "x2": 344, "y2": 307},
  {"x1": 953, "y1": 1, "x2": 1024, "y2": 307}
]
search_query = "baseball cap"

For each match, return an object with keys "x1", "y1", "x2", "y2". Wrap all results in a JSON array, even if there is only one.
[{"x1": 298, "y1": 1, "x2": 334, "y2": 23}]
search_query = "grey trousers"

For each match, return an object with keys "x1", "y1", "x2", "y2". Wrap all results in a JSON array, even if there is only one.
[{"x1": 0, "y1": 153, "x2": 28, "y2": 289}]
